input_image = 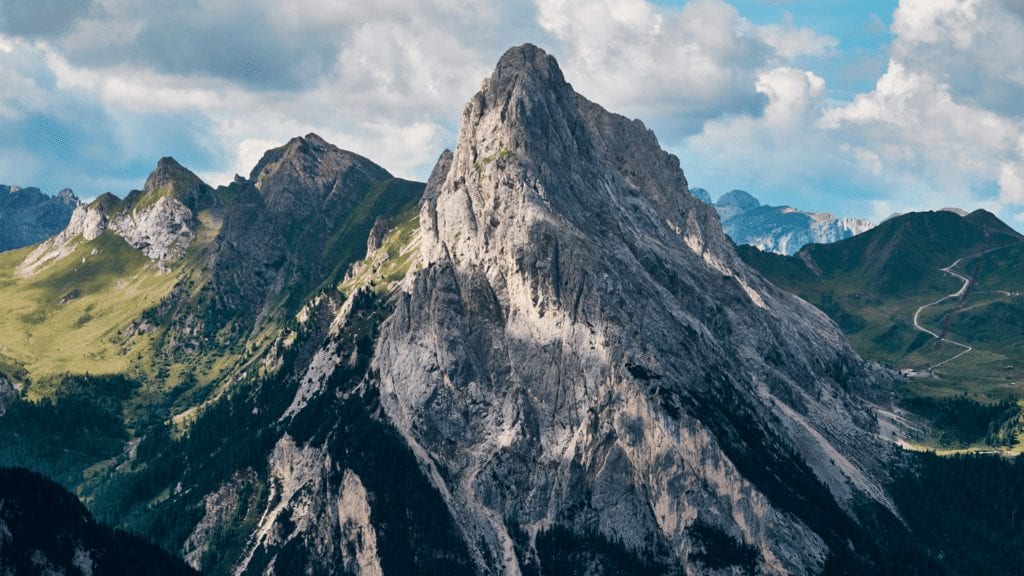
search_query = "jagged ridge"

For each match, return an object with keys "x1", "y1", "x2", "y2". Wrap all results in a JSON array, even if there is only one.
[{"x1": 372, "y1": 43, "x2": 902, "y2": 574}]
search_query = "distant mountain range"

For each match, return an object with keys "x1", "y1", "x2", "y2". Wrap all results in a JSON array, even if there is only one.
[
  {"x1": 0, "y1": 185, "x2": 77, "y2": 251},
  {"x1": 692, "y1": 187, "x2": 874, "y2": 255}
]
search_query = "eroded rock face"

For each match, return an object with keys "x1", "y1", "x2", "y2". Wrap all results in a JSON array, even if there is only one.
[
  {"x1": 110, "y1": 196, "x2": 194, "y2": 264},
  {"x1": 374, "y1": 44, "x2": 897, "y2": 574},
  {"x1": 16, "y1": 203, "x2": 108, "y2": 277},
  {"x1": 232, "y1": 436, "x2": 384, "y2": 576}
]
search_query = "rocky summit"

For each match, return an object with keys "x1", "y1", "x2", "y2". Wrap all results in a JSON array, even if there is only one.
[{"x1": 368, "y1": 43, "x2": 903, "y2": 574}]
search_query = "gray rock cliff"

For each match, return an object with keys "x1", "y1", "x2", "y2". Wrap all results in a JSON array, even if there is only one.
[{"x1": 371, "y1": 44, "x2": 899, "y2": 574}]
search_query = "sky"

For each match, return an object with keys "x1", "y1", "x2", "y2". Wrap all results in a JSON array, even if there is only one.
[{"x1": 0, "y1": 0, "x2": 1022, "y2": 225}]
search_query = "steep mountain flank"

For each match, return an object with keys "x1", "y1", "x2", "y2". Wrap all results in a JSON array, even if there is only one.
[
  {"x1": 372, "y1": 44, "x2": 903, "y2": 574},
  {"x1": 205, "y1": 134, "x2": 420, "y2": 323}
]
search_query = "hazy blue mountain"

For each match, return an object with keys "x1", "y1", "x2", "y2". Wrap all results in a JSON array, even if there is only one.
[
  {"x1": 0, "y1": 185, "x2": 77, "y2": 251},
  {"x1": 696, "y1": 188, "x2": 874, "y2": 255}
]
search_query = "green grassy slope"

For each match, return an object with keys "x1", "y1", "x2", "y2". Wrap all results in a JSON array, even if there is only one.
[
  {"x1": 739, "y1": 209, "x2": 1024, "y2": 450},
  {"x1": 741, "y1": 210, "x2": 1022, "y2": 370},
  {"x1": 0, "y1": 232, "x2": 178, "y2": 382}
]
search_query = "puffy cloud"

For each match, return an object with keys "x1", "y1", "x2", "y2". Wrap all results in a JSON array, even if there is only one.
[
  {"x1": 679, "y1": 0, "x2": 1024, "y2": 222},
  {"x1": 536, "y1": 0, "x2": 837, "y2": 137},
  {"x1": 756, "y1": 67, "x2": 825, "y2": 127},
  {"x1": 890, "y1": 0, "x2": 1024, "y2": 118},
  {"x1": 0, "y1": 33, "x2": 223, "y2": 194},
  {"x1": 755, "y1": 22, "x2": 838, "y2": 60},
  {"x1": 1000, "y1": 163, "x2": 1024, "y2": 205},
  {"x1": 818, "y1": 0, "x2": 1024, "y2": 213}
]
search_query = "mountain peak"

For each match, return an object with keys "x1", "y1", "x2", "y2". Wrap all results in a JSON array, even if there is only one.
[
  {"x1": 56, "y1": 188, "x2": 77, "y2": 203},
  {"x1": 488, "y1": 43, "x2": 566, "y2": 89},
  {"x1": 383, "y1": 45, "x2": 901, "y2": 573},
  {"x1": 248, "y1": 134, "x2": 392, "y2": 218},
  {"x1": 717, "y1": 189, "x2": 760, "y2": 209},
  {"x1": 302, "y1": 132, "x2": 329, "y2": 146},
  {"x1": 142, "y1": 156, "x2": 209, "y2": 209},
  {"x1": 275, "y1": 133, "x2": 331, "y2": 156},
  {"x1": 155, "y1": 155, "x2": 183, "y2": 169},
  {"x1": 689, "y1": 187, "x2": 713, "y2": 204}
]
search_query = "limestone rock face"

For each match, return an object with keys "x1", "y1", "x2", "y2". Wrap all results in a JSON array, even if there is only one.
[
  {"x1": 231, "y1": 435, "x2": 384, "y2": 576},
  {"x1": 109, "y1": 195, "x2": 194, "y2": 263},
  {"x1": 373, "y1": 44, "x2": 898, "y2": 574},
  {"x1": 16, "y1": 203, "x2": 108, "y2": 277},
  {"x1": 366, "y1": 216, "x2": 389, "y2": 254}
]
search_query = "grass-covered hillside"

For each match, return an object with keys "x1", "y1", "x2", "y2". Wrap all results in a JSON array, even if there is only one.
[
  {"x1": 739, "y1": 209, "x2": 1024, "y2": 451},
  {"x1": 0, "y1": 232, "x2": 178, "y2": 381}
]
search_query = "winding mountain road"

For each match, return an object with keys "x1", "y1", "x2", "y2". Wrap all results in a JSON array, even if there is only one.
[
  {"x1": 911, "y1": 240, "x2": 1024, "y2": 370},
  {"x1": 911, "y1": 257, "x2": 974, "y2": 370}
]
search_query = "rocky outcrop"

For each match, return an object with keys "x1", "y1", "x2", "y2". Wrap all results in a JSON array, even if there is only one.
[
  {"x1": 0, "y1": 376, "x2": 15, "y2": 417},
  {"x1": 182, "y1": 470, "x2": 258, "y2": 571},
  {"x1": 0, "y1": 185, "x2": 77, "y2": 252},
  {"x1": 109, "y1": 196, "x2": 195, "y2": 264},
  {"x1": 699, "y1": 189, "x2": 873, "y2": 255},
  {"x1": 15, "y1": 159, "x2": 204, "y2": 276},
  {"x1": 232, "y1": 436, "x2": 385, "y2": 576},
  {"x1": 373, "y1": 44, "x2": 898, "y2": 574},
  {"x1": 366, "y1": 217, "x2": 389, "y2": 254},
  {"x1": 16, "y1": 203, "x2": 108, "y2": 277},
  {"x1": 336, "y1": 470, "x2": 383, "y2": 576}
]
